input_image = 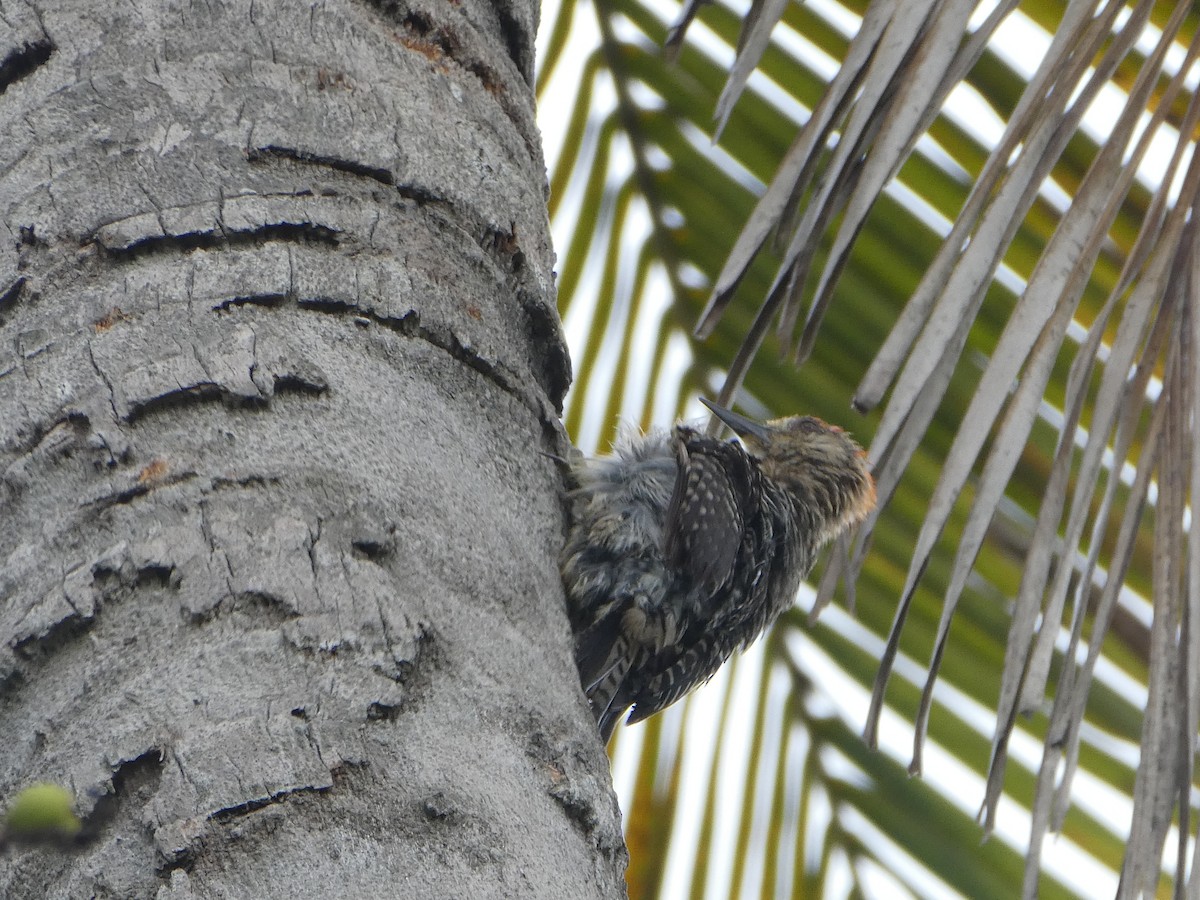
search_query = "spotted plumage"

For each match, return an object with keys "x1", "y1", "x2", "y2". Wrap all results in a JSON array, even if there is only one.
[{"x1": 560, "y1": 399, "x2": 876, "y2": 742}]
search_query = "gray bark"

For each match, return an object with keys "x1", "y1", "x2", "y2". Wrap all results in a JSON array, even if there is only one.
[{"x1": 0, "y1": 0, "x2": 626, "y2": 896}]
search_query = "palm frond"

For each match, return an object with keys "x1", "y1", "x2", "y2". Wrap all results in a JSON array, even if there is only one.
[{"x1": 539, "y1": 0, "x2": 1200, "y2": 894}]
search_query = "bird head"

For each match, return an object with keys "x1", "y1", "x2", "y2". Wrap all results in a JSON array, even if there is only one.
[{"x1": 701, "y1": 398, "x2": 876, "y2": 538}]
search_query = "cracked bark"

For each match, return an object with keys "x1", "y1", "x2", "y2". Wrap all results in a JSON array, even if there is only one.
[{"x1": 0, "y1": 1, "x2": 625, "y2": 897}]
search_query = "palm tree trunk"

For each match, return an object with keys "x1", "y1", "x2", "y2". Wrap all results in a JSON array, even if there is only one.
[{"x1": 0, "y1": 1, "x2": 625, "y2": 895}]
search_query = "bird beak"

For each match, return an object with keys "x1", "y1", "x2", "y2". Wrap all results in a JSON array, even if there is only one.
[{"x1": 700, "y1": 398, "x2": 770, "y2": 442}]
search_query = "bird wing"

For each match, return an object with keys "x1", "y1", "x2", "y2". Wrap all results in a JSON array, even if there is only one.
[
  {"x1": 631, "y1": 440, "x2": 775, "y2": 725},
  {"x1": 663, "y1": 428, "x2": 755, "y2": 601}
]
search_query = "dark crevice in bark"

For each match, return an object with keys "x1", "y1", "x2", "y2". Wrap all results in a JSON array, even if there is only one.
[
  {"x1": 363, "y1": 0, "x2": 542, "y2": 158},
  {"x1": 209, "y1": 795, "x2": 274, "y2": 822},
  {"x1": 9, "y1": 558, "x2": 154, "y2": 662},
  {"x1": 124, "y1": 384, "x2": 249, "y2": 424},
  {"x1": 134, "y1": 565, "x2": 176, "y2": 589},
  {"x1": 430, "y1": 324, "x2": 519, "y2": 400},
  {"x1": 528, "y1": 735, "x2": 600, "y2": 831},
  {"x1": 4, "y1": 751, "x2": 166, "y2": 853},
  {"x1": 213, "y1": 294, "x2": 289, "y2": 312},
  {"x1": 210, "y1": 784, "x2": 330, "y2": 823},
  {"x1": 394, "y1": 182, "x2": 445, "y2": 206},
  {"x1": 366, "y1": 699, "x2": 403, "y2": 721},
  {"x1": 297, "y1": 295, "x2": 403, "y2": 320},
  {"x1": 13, "y1": 556, "x2": 192, "y2": 669},
  {"x1": 210, "y1": 473, "x2": 283, "y2": 492},
  {"x1": 85, "y1": 342, "x2": 122, "y2": 422},
  {"x1": 98, "y1": 223, "x2": 341, "y2": 261},
  {"x1": 112, "y1": 751, "x2": 164, "y2": 800},
  {"x1": 81, "y1": 750, "x2": 165, "y2": 844},
  {"x1": 1, "y1": 410, "x2": 88, "y2": 458},
  {"x1": 272, "y1": 372, "x2": 331, "y2": 395},
  {"x1": 0, "y1": 276, "x2": 26, "y2": 322},
  {"x1": 421, "y1": 790, "x2": 461, "y2": 822},
  {"x1": 494, "y1": 5, "x2": 535, "y2": 87},
  {"x1": 481, "y1": 221, "x2": 526, "y2": 273},
  {"x1": 295, "y1": 293, "x2": 566, "y2": 428},
  {"x1": 527, "y1": 732, "x2": 626, "y2": 863},
  {"x1": 521, "y1": 293, "x2": 572, "y2": 412},
  {"x1": 11, "y1": 606, "x2": 94, "y2": 668},
  {"x1": 351, "y1": 536, "x2": 393, "y2": 560},
  {"x1": 305, "y1": 519, "x2": 321, "y2": 584},
  {"x1": 302, "y1": 297, "x2": 522, "y2": 404},
  {"x1": 0, "y1": 666, "x2": 25, "y2": 699},
  {"x1": 248, "y1": 145, "x2": 395, "y2": 187},
  {"x1": 474, "y1": 223, "x2": 569, "y2": 411},
  {"x1": 96, "y1": 341, "x2": 327, "y2": 427},
  {"x1": 365, "y1": 617, "x2": 430, "y2": 712},
  {"x1": 186, "y1": 590, "x2": 303, "y2": 627},
  {"x1": 366, "y1": 623, "x2": 437, "y2": 723},
  {"x1": 397, "y1": 9, "x2": 506, "y2": 97},
  {"x1": 249, "y1": 146, "x2": 445, "y2": 206},
  {"x1": 0, "y1": 38, "x2": 53, "y2": 96}
]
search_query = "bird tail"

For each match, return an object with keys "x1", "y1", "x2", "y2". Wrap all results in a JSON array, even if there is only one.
[
  {"x1": 626, "y1": 637, "x2": 725, "y2": 724},
  {"x1": 575, "y1": 610, "x2": 634, "y2": 742},
  {"x1": 596, "y1": 683, "x2": 631, "y2": 744},
  {"x1": 575, "y1": 603, "x2": 623, "y2": 688}
]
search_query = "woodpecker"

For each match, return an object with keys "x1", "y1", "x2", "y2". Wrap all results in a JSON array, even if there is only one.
[{"x1": 561, "y1": 398, "x2": 875, "y2": 742}]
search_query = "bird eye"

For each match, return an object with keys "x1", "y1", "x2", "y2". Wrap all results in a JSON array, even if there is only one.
[{"x1": 798, "y1": 418, "x2": 823, "y2": 433}]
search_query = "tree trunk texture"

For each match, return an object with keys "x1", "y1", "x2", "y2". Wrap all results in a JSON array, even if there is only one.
[{"x1": 0, "y1": 1, "x2": 626, "y2": 896}]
